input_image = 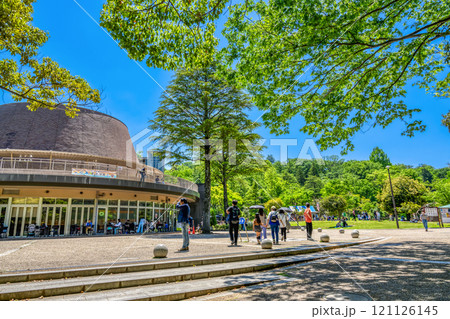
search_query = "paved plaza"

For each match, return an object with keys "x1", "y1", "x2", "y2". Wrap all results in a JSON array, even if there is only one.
[
  {"x1": 0, "y1": 227, "x2": 347, "y2": 272},
  {"x1": 1, "y1": 227, "x2": 449, "y2": 301},
  {"x1": 193, "y1": 228, "x2": 450, "y2": 301}
]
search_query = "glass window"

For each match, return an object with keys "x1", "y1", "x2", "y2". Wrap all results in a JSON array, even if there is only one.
[
  {"x1": 42, "y1": 198, "x2": 55, "y2": 205},
  {"x1": 109, "y1": 200, "x2": 118, "y2": 206},
  {"x1": 108, "y1": 207, "x2": 117, "y2": 223},
  {"x1": 138, "y1": 209, "x2": 145, "y2": 221},
  {"x1": 26, "y1": 198, "x2": 40, "y2": 204},
  {"x1": 129, "y1": 201, "x2": 137, "y2": 207},
  {"x1": 84, "y1": 199, "x2": 95, "y2": 205},
  {"x1": 12, "y1": 198, "x2": 27, "y2": 204},
  {"x1": 60, "y1": 208, "x2": 66, "y2": 235},
  {"x1": 129, "y1": 208, "x2": 137, "y2": 223},
  {"x1": 72, "y1": 199, "x2": 83, "y2": 205},
  {"x1": 55, "y1": 198, "x2": 68, "y2": 204},
  {"x1": 119, "y1": 207, "x2": 128, "y2": 221},
  {"x1": 98, "y1": 200, "x2": 107, "y2": 206},
  {"x1": 0, "y1": 198, "x2": 9, "y2": 204},
  {"x1": 139, "y1": 201, "x2": 146, "y2": 207},
  {"x1": 120, "y1": 200, "x2": 129, "y2": 206},
  {"x1": 0, "y1": 206, "x2": 6, "y2": 222}
]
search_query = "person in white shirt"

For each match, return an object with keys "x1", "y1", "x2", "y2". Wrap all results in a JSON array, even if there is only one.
[
  {"x1": 114, "y1": 219, "x2": 122, "y2": 234},
  {"x1": 278, "y1": 210, "x2": 288, "y2": 241}
]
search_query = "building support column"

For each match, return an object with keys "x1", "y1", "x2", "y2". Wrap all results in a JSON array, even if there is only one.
[
  {"x1": 36, "y1": 197, "x2": 43, "y2": 227},
  {"x1": 4, "y1": 197, "x2": 12, "y2": 237},
  {"x1": 65, "y1": 198, "x2": 72, "y2": 235},
  {"x1": 94, "y1": 198, "x2": 99, "y2": 233}
]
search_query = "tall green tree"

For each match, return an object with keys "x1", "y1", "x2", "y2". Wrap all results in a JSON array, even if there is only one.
[
  {"x1": 369, "y1": 147, "x2": 391, "y2": 168},
  {"x1": 149, "y1": 65, "x2": 254, "y2": 233},
  {"x1": 211, "y1": 98, "x2": 262, "y2": 215},
  {"x1": 1, "y1": 0, "x2": 100, "y2": 115}
]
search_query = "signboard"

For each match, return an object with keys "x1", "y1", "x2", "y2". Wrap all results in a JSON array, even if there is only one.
[
  {"x1": 440, "y1": 208, "x2": 450, "y2": 223},
  {"x1": 425, "y1": 207, "x2": 438, "y2": 216},
  {"x1": 239, "y1": 217, "x2": 246, "y2": 225},
  {"x1": 72, "y1": 168, "x2": 117, "y2": 178}
]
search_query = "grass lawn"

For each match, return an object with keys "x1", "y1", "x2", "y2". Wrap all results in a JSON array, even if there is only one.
[{"x1": 289, "y1": 220, "x2": 449, "y2": 229}]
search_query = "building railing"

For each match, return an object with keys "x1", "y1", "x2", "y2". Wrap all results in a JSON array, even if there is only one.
[{"x1": 0, "y1": 157, "x2": 198, "y2": 193}]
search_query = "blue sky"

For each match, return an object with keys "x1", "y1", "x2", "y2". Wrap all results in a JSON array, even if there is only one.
[{"x1": 5, "y1": 0, "x2": 448, "y2": 168}]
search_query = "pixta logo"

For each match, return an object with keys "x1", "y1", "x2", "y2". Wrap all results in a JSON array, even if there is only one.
[{"x1": 191, "y1": 138, "x2": 323, "y2": 166}]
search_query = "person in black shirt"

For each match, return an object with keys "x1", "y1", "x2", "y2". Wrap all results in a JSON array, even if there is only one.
[{"x1": 227, "y1": 200, "x2": 241, "y2": 246}]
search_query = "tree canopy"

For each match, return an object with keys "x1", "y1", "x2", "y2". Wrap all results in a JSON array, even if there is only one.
[
  {"x1": 101, "y1": 0, "x2": 450, "y2": 153},
  {"x1": 167, "y1": 154, "x2": 450, "y2": 222},
  {"x1": 1, "y1": 0, "x2": 100, "y2": 116}
]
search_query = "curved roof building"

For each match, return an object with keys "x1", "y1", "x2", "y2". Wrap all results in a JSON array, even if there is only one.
[
  {"x1": 0, "y1": 102, "x2": 132, "y2": 161},
  {"x1": 0, "y1": 103, "x2": 200, "y2": 237}
]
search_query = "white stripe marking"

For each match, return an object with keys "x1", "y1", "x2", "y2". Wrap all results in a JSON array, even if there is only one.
[{"x1": 0, "y1": 241, "x2": 36, "y2": 258}]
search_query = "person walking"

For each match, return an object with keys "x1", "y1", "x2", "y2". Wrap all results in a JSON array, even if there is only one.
[
  {"x1": 420, "y1": 209, "x2": 428, "y2": 232},
  {"x1": 253, "y1": 213, "x2": 263, "y2": 244},
  {"x1": 227, "y1": 200, "x2": 241, "y2": 246},
  {"x1": 176, "y1": 198, "x2": 190, "y2": 251},
  {"x1": 304, "y1": 203, "x2": 313, "y2": 240},
  {"x1": 258, "y1": 208, "x2": 267, "y2": 240},
  {"x1": 279, "y1": 209, "x2": 288, "y2": 242},
  {"x1": 267, "y1": 206, "x2": 280, "y2": 244}
]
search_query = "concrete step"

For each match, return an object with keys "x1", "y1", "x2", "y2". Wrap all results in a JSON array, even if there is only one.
[
  {"x1": 1, "y1": 253, "x2": 327, "y2": 300},
  {"x1": 39, "y1": 255, "x2": 318, "y2": 301},
  {"x1": 0, "y1": 238, "x2": 382, "y2": 285}
]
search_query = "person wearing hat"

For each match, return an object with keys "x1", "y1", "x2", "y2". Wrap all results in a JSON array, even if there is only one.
[{"x1": 176, "y1": 198, "x2": 190, "y2": 251}]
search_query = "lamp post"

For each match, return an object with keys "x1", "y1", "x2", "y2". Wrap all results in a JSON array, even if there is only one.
[{"x1": 386, "y1": 166, "x2": 400, "y2": 229}]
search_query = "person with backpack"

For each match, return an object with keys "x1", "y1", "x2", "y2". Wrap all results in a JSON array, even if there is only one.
[
  {"x1": 279, "y1": 209, "x2": 288, "y2": 242},
  {"x1": 267, "y1": 206, "x2": 280, "y2": 244},
  {"x1": 227, "y1": 200, "x2": 241, "y2": 246}
]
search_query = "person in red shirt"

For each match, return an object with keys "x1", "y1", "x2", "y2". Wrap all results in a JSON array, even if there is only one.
[{"x1": 304, "y1": 203, "x2": 313, "y2": 240}]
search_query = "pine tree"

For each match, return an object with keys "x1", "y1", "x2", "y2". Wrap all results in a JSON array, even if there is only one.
[{"x1": 149, "y1": 65, "x2": 256, "y2": 233}]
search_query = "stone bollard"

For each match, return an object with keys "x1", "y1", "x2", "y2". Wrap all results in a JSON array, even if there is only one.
[
  {"x1": 261, "y1": 239, "x2": 273, "y2": 249},
  {"x1": 339, "y1": 228, "x2": 345, "y2": 234},
  {"x1": 320, "y1": 234, "x2": 330, "y2": 242},
  {"x1": 317, "y1": 228, "x2": 322, "y2": 232},
  {"x1": 153, "y1": 244, "x2": 168, "y2": 258},
  {"x1": 351, "y1": 230, "x2": 359, "y2": 238}
]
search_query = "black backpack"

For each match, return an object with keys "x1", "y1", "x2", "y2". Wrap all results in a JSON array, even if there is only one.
[
  {"x1": 230, "y1": 206, "x2": 240, "y2": 224},
  {"x1": 270, "y1": 212, "x2": 278, "y2": 223}
]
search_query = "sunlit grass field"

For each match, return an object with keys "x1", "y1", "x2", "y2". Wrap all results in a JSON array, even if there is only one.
[{"x1": 289, "y1": 219, "x2": 448, "y2": 229}]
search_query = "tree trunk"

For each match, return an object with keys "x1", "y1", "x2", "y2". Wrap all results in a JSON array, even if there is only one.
[
  {"x1": 222, "y1": 165, "x2": 229, "y2": 218},
  {"x1": 202, "y1": 148, "x2": 212, "y2": 233}
]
